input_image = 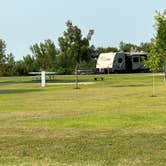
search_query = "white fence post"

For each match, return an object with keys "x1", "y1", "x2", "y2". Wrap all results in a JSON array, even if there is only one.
[{"x1": 41, "y1": 71, "x2": 46, "y2": 87}]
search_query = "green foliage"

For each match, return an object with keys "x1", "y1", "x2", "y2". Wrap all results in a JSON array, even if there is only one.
[
  {"x1": 155, "y1": 10, "x2": 166, "y2": 66},
  {"x1": 0, "y1": 39, "x2": 6, "y2": 61},
  {"x1": 0, "y1": 39, "x2": 7, "y2": 75},
  {"x1": 145, "y1": 40, "x2": 160, "y2": 72},
  {"x1": 0, "y1": 40, "x2": 16, "y2": 76},
  {"x1": 14, "y1": 60, "x2": 27, "y2": 76},
  {"x1": 140, "y1": 42, "x2": 151, "y2": 53},
  {"x1": 30, "y1": 39, "x2": 59, "y2": 71},
  {"x1": 23, "y1": 55, "x2": 37, "y2": 72},
  {"x1": 145, "y1": 10, "x2": 166, "y2": 73},
  {"x1": 4, "y1": 53, "x2": 15, "y2": 76},
  {"x1": 14, "y1": 55, "x2": 38, "y2": 76},
  {"x1": 96, "y1": 46, "x2": 118, "y2": 57},
  {"x1": 119, "y1": 41, "x2": 140, "y2": 52},
  {"x1": 58, "y1": 20, "x2": 94, "y2": 73}
]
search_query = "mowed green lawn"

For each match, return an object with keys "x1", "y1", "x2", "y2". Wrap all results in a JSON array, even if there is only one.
[{"x1": 0, "y1": 74, "x2": 166, "y2": 166}]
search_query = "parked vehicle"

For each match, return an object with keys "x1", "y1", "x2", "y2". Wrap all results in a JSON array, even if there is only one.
[{"x1": 96, "y1": 52, "x2": 148, "y2": 73}]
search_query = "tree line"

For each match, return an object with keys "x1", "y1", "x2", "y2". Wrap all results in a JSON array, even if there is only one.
[
  {"x1": 0, "y1": 37, "x2": 150, "y2": 76},
  {"x1": 0, "y1": 9, "x2": 166, "y2": 76}
]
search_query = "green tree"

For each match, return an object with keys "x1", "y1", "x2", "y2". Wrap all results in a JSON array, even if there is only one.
[
  {"x1": 139, "y1": 42, "x2": 151, "y2": 53},
  {"x1": 146, "y1": 10, "x2": 166, "y2": 85},
  {"x1": 145, "y1": 10, "x2": 166, "y2": 96},
  {"x1": 30, "y1": 39, "x2": 58, "y2": 71},
  {"x1": 4, "y1": 53, "x2": 15, "y2": 76},
  {"x1": 23, "y1": 55, "x2": 37, "y2": 73},
  {"x1": 154, "y1": 10, "x2": 166, "y2": 81},
  {"x1": 0, "y1": 39, "x2": 6, "y2": 76},
  {"x1": 119, "y1": 41, "x2": 140, "y2": 52},
  {"x1": 95, "y1": 46, "x2": 118, "y2": 58},
  {"x1": 145, "y1": 39, "x2": 160, "y2": 96},
  {"x1": 58, "y1": 20, "x2": 94, "y2": 88},
  {"x1": 14, "y1": 60, "x2": 27, "y2": 76}
]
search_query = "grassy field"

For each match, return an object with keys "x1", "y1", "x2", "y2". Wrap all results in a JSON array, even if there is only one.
[{"x1": 0, "y1": 74, "x2": 166, "y2": 166}]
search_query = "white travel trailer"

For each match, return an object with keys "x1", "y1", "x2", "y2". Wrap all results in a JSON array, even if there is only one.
[
  {"x1": 96, "y1": 52, "x2": 148, "y2": 73},
  {"x1": 130, "y1": 52, "x2": 147, "y2": 71}
]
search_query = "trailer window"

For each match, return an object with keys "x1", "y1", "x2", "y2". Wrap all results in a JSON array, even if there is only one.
[
  {"x1": 118, "y1": 58, "x2": 123, "y2": 63},
  {"x1": 133, "y1": 57, "x2": 139, "y2": 63}
]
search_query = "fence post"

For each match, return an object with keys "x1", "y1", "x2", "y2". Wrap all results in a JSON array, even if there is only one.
[{"x1": 41, "y1": 71, "x2": 46, "y2": 87}]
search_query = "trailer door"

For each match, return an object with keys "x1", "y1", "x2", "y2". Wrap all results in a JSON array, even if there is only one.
[{"x1": 125, "y1": 55, "x2": 132, "y2": 72}]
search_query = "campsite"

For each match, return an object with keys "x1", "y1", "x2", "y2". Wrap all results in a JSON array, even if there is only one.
[
  {"x1": 0, "y1": 74, "x2": 166, "y2": 165},
  {"x1": 1, "y1": 1, "x2": 166, "y2": 166}
]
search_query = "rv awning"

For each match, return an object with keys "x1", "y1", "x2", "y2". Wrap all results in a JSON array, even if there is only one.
[{"x1": 96, "y1": 52, "x2": 116, "y2": 69}]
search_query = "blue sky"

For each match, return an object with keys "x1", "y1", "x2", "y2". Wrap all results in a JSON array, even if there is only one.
[{"x1": 0, "y1": 0, "x2": 165, "y2": 60}]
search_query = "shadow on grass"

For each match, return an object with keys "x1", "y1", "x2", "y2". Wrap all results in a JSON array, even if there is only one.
[
  {"x1": 0, "y1": 89, "x2": 43, "y2": 95},
  {"x1": 46, "y1": 79, "x2": 92, "y2": 83},
  {"x1": 111, "y1": 84, "x2": 151, "y2": 88},
  {"x1": 0, "y1": 79, "x2": 92, "y2": 84},
  {"x1": 0, "y1": 80, "x2": 40, "y2": 84}
]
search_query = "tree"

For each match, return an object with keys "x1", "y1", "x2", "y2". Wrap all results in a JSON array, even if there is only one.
[
  {"x1": 0, "y1": 39, "x2": 7, "y2": 76},
  {"x1": 23, "y1": 55, "x2": 37, "y2": 73},
  {"x1": 146, "y1": 10, "x2": 166, "y2": 86},
  {"x1": 153, "y1": 10, "x2": 166, "y2": 81},
  {"x1": 58, "y1": 20, "x2": 94, "y2": 89},
  {"x1": 145, "y1": 39, "x2": 160, "y2": 96},
  {"x1": 96, "y1": 46, "x2": 118, "y2": 57},
  {"x1": 30, "y1": 39, "x2": 59, "y2": 71},
  {"x1": 145, "y1": 10, "x2": 166, "y2": 96},
  {"x1": 139, "y1": 42, "x2": 151, "y2": 53},
  {"x1": 4, "y1": 53, "x2": 15, "y2": 76},
  {"x1": 14, "y1": 60, "x2": 27, "y2": 76},
  {"x1": 119, "y1": 41, "x2": 140, "y2": 52}
]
